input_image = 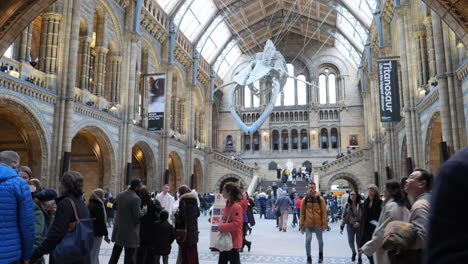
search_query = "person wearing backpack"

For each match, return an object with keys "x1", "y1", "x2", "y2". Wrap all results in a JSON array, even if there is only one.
[
  {"x1": 31, "y1": 171, "x2": 91, "y2": 264},
  {"x1": 153, "y1": 210, "x2": 175, "y2": 264},
  {"x1": 300, "y1": 182, "x2": 328, "y2": 264}
]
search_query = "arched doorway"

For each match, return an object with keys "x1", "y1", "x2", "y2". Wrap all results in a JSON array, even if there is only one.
[
  {"x1": 426, "y1": 113, "x2": 442, "y2": 173},
  {"x1": 0, "y1": 100, "x2": 48, "y2": 181},
  {"x1": 71, "y1": 128, "x2": 113, "y2": 199},
  {"x1": 193, "y1": 159, "x2": 203, "y2": 191},
  {"x1": 131, "y1": 145, "x2": 147, "y2": 185},
  {"x1": 326, "y1": 173, "x2": 362, "y2": 195},
  {"x1": 168, "y1": 151, "x2": 183, "y2": 194},
  {"x1": 215, "y1": 174, "x2": 247, "y2": 193}
]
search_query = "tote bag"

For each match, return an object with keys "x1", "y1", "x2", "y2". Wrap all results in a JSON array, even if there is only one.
[
  {"x1": 214, "y1": 206, "x2": 233, "y2": 252},
  {"x1": 51, "y1": 198, "x2": 95, "y2": 263}
]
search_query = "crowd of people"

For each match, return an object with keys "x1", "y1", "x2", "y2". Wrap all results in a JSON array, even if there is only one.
[{"x1": 1, "y1": 147, "x2": 467, "y2": 264}]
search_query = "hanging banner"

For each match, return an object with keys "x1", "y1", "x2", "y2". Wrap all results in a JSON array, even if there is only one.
[
  {"x1": 147, "y1": 74, "x2": 165, "y2": 131},
  {"x1": 377, "y1": 59, "x2": 401, "y2": 122}
]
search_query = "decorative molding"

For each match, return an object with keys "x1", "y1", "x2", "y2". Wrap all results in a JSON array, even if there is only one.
[
  {"x1": 416, "y1": 88, "x2": 439, "y2": 113},
  {"x1": 0, "y1": 72, "x2": 56, "y2": 104},
  {"x1": 140, "y1": 11, "x2": 168, "y2": 44},
  {"x1": 174, "y1": 46, "x2": 192, "y2": 69},
  {"x1": 74, "y1": 103, "x2": 121, "y2": 126},
  {"x1": 456, "y1": 57, "x2": 468, "y2": 81}
]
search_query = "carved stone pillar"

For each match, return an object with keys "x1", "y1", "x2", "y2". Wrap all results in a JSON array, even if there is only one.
[
  {"x1": 78, "y1": 36, "x2": 91, "y2": 90},
  {"x1": 424, "y1": 16, "x2": 436, "y2": 78},
  {"x1": 432, "y1": 10, "x2": 454, "y2": 150},
  {"x1": 94, "y1": 46, "x2": 108, "y2": 97},
  {"x1": 39, "y1": 13, "x2": 61, "y2": 73},
  {"x1": 108, "y1": 55, "x2": 122, "y2": 103},
  {"x1": 18, "y1": 25, "x2": 32, "y2": 62}
]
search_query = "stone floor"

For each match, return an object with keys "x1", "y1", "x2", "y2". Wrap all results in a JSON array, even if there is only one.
[{"x1": 49, "y1": 214, "x2": 371, "y2": 263}]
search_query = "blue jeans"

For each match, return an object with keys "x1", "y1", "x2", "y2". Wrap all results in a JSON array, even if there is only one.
[
  {"x1": 305, "y1": 227, "x2": 324, "y2": 257},
  {"x1": 346, "y1": 224, "x2": 361, "y2": 255}
]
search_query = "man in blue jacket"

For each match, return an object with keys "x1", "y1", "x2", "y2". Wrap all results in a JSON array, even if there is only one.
[{"x1": 0, "y1": 150, "x2": 34, "y2": 264}]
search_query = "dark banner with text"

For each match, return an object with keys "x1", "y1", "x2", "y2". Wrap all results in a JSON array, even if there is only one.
[
  {"x1": 148, "y1": 74, "x2": 165, "y2": 131},
  {"x1": 378, "y1": 59, "x2": 401, "y2": 122}
]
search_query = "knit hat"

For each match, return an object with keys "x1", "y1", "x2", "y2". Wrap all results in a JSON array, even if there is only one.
[{"x1": 35, "y1": 189, "x2": 58, "y2": 202}]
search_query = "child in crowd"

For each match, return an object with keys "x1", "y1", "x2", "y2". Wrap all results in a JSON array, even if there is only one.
[{"x1": 153, "y1": 210, "x2": 175, "y2": 264}]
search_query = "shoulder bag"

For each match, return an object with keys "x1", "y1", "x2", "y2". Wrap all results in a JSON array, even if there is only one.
[
  {"x1": 51, "y1": 198, "x2": 94, "y2": 263},
  {"x1": 215, "y1": 206, "x2": 234, "y2": 252}
]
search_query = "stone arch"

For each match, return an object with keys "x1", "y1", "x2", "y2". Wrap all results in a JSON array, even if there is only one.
[
  {"x1": 215, "y1": 174, "x2": 247, "y2": 193},
  {"x1": 168, "y1": 151, "x2": 184, "y2": 192},
  {"x1": 141, "y1": 38, "x2": 161, "y2": 72},
  {"x1": 70, "y1": 125, "x2": 116, "y2": 199},
  {"x1": 0, "y1": 97, "x2": 50, "y2": 184},
  {"x1": 131, "y1": 141, "x2": 157, "y2": 189},
  {"x1": 326, "y1": 173, "x2": 363, "y2": 193},
  {"x1": 307, "y1": 55, "x2": 349, "y2": 77},
  {"x1": 425, "y1": 112, "x2": 442, "y2": 173},
  {"x1": 193, "y1": 158, "x2": 203, "y2": 192}
]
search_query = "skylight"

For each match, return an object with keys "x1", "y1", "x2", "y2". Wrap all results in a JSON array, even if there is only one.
[
  {"x1": 156, "y1": 0, "x2": 179, "y2": 13},
  {"x1": 197, "y1": 16, "x2": 232, "y2": 63},
  {"x1": 174, "y1": 0, "x2": 217, "y2": 41},
  {"x1": 213, "y1": 39, "x2": 242, "y2": 78}
]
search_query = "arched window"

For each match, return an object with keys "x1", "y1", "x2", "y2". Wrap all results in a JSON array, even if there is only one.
[
  {"x1": 329, "y1": 74, "x2": 336, "y2": 104},
  {"x1": 318, "y1": 67, "x2": 338, "y2": 104},
  {"x1": 242, "y1": 114, "x2": 246, "y2": 122},
  {"x1": 282, "y1": 130, "x2": 289, "y2": 150},
  {"x1": 281, "y1": 112, "x2": 284, "y2": 121},
  {"x1": 276, "y1": 113, "x2": 279, "y2": 122},
  {"x1": 272, "y1": 130, "x2": 279, "y2": 150},
  {"x1": 319, "y1": 74, "x2": 327, "y2": 104},
  {"x1": 244, "y1": 87, "x2": 251, "y2": 107},
  {"x1": 304, "y1": 112, "x2": 308, "y2": 121},
  {"x1": 285, "y1": 113, "x2": 289, "y2": 121},
  {"x1": 292, "y1": 129, "x2": 298, "y2": 149},
  {"x1": 270, "y1": 113, "x2": 274, "y2": 122},
  {"x1": 321, "y1": 128, "x2": 328, "y2": 149},
  {"x1": 299, "y1": 112, "x2": 303, "y2": 121},
  {"x1": 325, "y1": 111, "x2": 328, "y2": 120},
  {"x1": 334, "y1": 110, "x2": 339, "y2": 120},
  {"x1": 253, "y1": 131, "x2": 260, "y2": 151},
  {"x1": 319, "y1": 111, "x2": 323, "y2": 120},
  {"x1": 284, "y1": 64, "x2": 295, "y2": 106},
  {"x1": 244, "y1": 133, "x2": 250, "y2": 150},
  {"x1": 294, "y1": 112, "x2": 298, "y2": 121},
  {"x1": 331, "y1": 128, "x2": 338, "y2": 149},
  {"x1": 301, "y1": 129, "x2": 308, "y2": 149},
  {"x1": 297, "y1": 75, "x2": 307, "y2": 105},
  {"x1": 247, "y1": 114, "x2": 251, "y2": 123}
]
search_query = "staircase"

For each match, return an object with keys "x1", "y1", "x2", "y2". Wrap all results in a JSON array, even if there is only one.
[
  {"x1": 317, "y1": 149, "x2": 367, "y2": 177},
  {"x1": 257, "y1": 178, "x2": 309, "y2": 197}
]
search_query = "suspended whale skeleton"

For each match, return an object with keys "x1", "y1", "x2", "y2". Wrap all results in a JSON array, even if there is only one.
[{"x1": 215, "y1": 40, "x2": 317, "y2": 134}]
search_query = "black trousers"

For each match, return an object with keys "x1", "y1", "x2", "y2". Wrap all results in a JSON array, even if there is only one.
[
  {"x1": 218, "y1": 249, "x2": 241, "y2": 264},
  {"x1": 109, "y1": 244, "x2": 136, "y2": 264}
]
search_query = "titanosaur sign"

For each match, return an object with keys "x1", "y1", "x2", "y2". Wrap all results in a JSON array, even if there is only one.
[{"x1": 378, "y1": 59, "x2": 401, "y2": 122}]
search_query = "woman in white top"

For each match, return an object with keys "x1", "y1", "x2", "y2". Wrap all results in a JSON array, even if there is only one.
[{"x1": 360, "y1": 181, "x2": 410, "y2": 264}]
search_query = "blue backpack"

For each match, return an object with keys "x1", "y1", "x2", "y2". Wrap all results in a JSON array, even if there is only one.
[{"x1": 51, "y1": 198, "x2": 94, "y2": 263}]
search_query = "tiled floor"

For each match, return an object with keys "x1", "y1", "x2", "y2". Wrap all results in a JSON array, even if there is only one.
[{"x1": 48, "y1": 214, "x2": 370, "y2": 263}]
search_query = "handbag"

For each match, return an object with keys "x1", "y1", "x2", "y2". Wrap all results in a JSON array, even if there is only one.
[
  {"x1": 214, "y1": 206, "x2": 233, "y2": 252},
  {"x1": 51, "y1": 198, "x2": 95, "y2": 263},
  {"x1": 176, "y1": 201, "x2": 188, "y2": 243}
]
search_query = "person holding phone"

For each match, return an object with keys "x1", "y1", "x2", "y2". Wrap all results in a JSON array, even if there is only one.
[
  {"x1": 340, "y1": 190, "x2": 362, "y2": 263},
  {"x1": 358, "y1": 184, "x2": 382, "y2": 264}
]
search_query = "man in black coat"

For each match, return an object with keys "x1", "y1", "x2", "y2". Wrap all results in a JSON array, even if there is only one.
[{"x1": 424, "y1": 147, "x2": 468, "y2": 264}]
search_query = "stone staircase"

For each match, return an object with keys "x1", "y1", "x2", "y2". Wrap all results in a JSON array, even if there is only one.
[{"x1": 257, "y1": 178, "x2": 309, "y2": 197}]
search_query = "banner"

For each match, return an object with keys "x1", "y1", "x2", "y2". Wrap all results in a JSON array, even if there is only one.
[
  {"x1": 377, "y1": 60, "x2": 401, "y2": 122},
  {"x1": 147, "y1": 74, "x2": 165, "y2": 131}
]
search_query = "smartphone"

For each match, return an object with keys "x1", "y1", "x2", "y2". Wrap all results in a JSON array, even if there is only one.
[{"x1": 370, "y1": 220, "x2": 378, "y2": 226}]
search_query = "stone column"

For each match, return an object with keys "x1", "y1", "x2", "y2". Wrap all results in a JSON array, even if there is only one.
[
  {"x1": 94, "y1": 46, "x2": 108, "y2": 97},
  {"x1": 431, "y1": 10, "x2": 454, "y2": 150},
  {"x1": 39, "y1": 13, "x2": 61, "y2": 73},
  {"x1": 108, "y1": 55, "x2": 122, "y2": 103},
  {"x1": 424, "y1": 16, "x2": 436, "y2": 79},
  {"x1": 78, "y1": 36, "x2": 91, "y2": 90},
  {"x1": 325, "y1": 74, "x2": 330, "y2": 104},
  {"x1": 18, "y1": 25, "x2": 32, "y2": 62},
  {"x1": 442, "y1": 24, "x2": 461, "y2": 151},
  {"x1": 288, "y1": 129, "x2": 292, "y2": 153}
]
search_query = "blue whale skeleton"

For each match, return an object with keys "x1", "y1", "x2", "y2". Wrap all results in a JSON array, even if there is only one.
[{"x1": 216, "y1": 40, "x2": 316, "y2": 133}]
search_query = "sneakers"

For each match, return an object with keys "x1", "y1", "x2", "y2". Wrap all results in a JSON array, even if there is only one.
[{"x1": 307, "y1": 256, "x2": 312, "y2": 264}]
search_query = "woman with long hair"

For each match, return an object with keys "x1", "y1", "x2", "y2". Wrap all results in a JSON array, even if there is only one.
[
  {"x1": 31, "y1": 171, "x2": 91, "y2": 264},
  {"x1": 218, "y1": 182, "x2": 245, "y2": 264},
  {"x1": 359, "y1": 184, "x2": 382, "y2": 264},
  {"x1": 340, "y1": 190, "x2": 362, "y2": 263},
  {"x1": 88, "y1": 188, "x2": 109, "y2": 264},
  {"x1": 175, "y1": 185, "x2": 200, "y2": 264},
  {"x1": 360, "y1": 181, "x2": 410, "y2": 264}
]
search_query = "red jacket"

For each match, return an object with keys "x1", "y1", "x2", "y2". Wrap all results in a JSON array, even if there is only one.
[
  {"x1": 295, "y1": 197, "x2": 302, "y2": 209},
  {"x1": 218, "y1": 200, "x2": 244, "y2": 249}
]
